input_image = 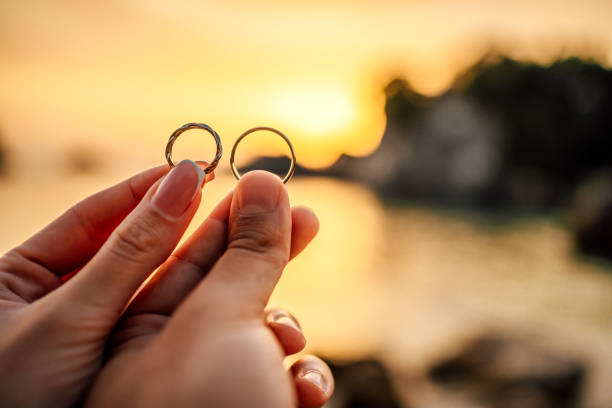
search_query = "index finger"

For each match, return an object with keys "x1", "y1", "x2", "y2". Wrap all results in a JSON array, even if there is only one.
[{"x1": 12, "y1": 165, "x2": 172, "y2": 277}]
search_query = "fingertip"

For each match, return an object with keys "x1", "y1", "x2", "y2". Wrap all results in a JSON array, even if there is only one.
[
  {"x1": 265, "y1": 307, "x2": 306, "y2": 355},
  {"x1": 234, "y1": 170, "x2": 287, "y2": 213},
  {"x1": 292, "y1": 355, "x2": 334, "y2": 408},
  {"x1": 269, "y1": 322, "x2": 307, "y2": 355},
  {"x1": 290, "y1": 206, "x2": 319, "y2": 260},
  {"x1": 292, "y1": 206, "x2": 319, "y2": 233},
  {"x1": 152, "y1": 160, "x2": 204, "y2": 218},
  {"x1": 294, "y1": 376, "x2": 328, "y2": 408},
  {"x1": 240, "y1": 169, "x2": 286, "y2": 185}
]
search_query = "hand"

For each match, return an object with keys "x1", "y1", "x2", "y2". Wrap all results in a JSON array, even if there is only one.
[
  {"x1": 85, "y1": 170, "x2": 333, "y2": 408},
  {"x1": 0, "y1": 160, "x2": 333, "y2": 407},
  {"x1": 0, "y1": 161, "x2": 205, "y2": 407}
]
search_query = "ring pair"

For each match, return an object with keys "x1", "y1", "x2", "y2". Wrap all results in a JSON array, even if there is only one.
[{"x1": 165, "y1": 123, "x2": 296, "y2": 184}]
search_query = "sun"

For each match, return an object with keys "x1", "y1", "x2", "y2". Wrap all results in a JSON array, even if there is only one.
[{"x1": 267, "y1": 85, "x2": 357, "y2": 137}]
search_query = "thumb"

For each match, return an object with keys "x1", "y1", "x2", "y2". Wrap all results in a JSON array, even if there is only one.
[
  {"x1": 54, "y1": 160, "x2": 207, "y2": 316},
  {"x1": 182, "y1": 170, "x2": 291, "y2": 318}
]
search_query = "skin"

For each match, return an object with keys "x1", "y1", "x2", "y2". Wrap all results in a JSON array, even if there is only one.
[{"x1": 0, "y1": 162, "x2": 334, "y2": 408}]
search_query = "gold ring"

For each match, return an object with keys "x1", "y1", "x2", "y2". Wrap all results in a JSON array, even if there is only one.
[
  {"x1": 165, "y1": 123, "x2": 222, "y2": 174},
  {"x1": 230, "y1": 127, "x2": 296, "y2": 184}
]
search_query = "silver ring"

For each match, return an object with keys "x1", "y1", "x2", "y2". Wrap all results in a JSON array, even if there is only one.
[
  {"x1": 165, "y1": 123, "x2": 222, "y2": 174},
  {"x1": 230, "y1": 127, "x2": 296, "y2": 184}
]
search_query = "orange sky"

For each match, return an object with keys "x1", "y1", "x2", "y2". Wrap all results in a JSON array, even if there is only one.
[{"x1": 1, "y1": 0, "x2": 611, "y2": 171}]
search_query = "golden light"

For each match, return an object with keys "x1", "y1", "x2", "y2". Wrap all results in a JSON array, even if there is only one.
[
  {"x1": 266, "y1": 86, "x2": 356, "y2": 137},
  {"x1": 2, "y1": 1, "x2": 611, "y2": 174}
]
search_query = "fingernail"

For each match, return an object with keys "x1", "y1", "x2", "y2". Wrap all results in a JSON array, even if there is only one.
[
  {"x1": 299, "y1": 370, "x2": 329, "y2": 394},
  {"x1": 236, "y1": 171, "x2": 283, "y2": 213},
  {"x1": 152, "y1": 160, "x2": 205, "y2": 217},
  {"x1": 269, "y1": 313, "x2": 302, "y2": 332}
]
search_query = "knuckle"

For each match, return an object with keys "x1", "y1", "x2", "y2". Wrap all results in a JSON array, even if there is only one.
[
  {"x1": 109, "y1": 214, "x2": 161, "y2": 263},
  {"x1": 228, "y1": 212, "x2": 288, "y2": 266}
]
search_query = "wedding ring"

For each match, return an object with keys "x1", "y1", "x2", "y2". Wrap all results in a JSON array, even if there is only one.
[
  {"x1": 230, "y1": 127, "x2": 296, "y2": 184},
  {"x1": 165, "y1": 123, "x2": 222, "y2": 174}
]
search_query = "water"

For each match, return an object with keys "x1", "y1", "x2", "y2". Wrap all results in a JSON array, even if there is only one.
[{"x1": 1, "y1": 171, "x2": 611, "y2": 405}]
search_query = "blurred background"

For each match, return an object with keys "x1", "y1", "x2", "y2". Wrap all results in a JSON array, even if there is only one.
[{"x1": 1, "y1": 1, "x2": 612, "y2": 407}]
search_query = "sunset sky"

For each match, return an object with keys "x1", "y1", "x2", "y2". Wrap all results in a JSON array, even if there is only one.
[
  {"x1": 3, "y1": 4, "x2": 612, "y2": 406},
  {"x1": 1, "y1": 0, "x2": 611, "y2": 172}
]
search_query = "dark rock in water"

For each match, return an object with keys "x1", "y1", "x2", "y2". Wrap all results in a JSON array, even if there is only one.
[
  {"x1": 568, "y1": 173, "x2": 612, "y2": 261},
  {"x1": 376, "y1": 57, "x2": 612, "y2": 208},
  {"x1": 325, "y1": 358, "x2": 404, "y2": 408},
  {"x1": 428, "y1": 335, "x2": 585, "y2": 408},
  {"x1": 340, "y1": 92, "x2": 504, "y2": 205},
  {"x1": 241, "y1": 156, "x2": 317, "y2": 179}
]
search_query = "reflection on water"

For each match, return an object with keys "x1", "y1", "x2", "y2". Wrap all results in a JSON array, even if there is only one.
[{"x1": 1, "y1": 172, "x2": 612, "y2": 404}]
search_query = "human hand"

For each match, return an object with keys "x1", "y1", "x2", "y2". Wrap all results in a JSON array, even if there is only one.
[
  {"x1": 0, "y1": 161, "x2": 333, "y2": 407},
  {"x1": 0, "y1": 161, "x2": 207, "y2": 407},
  {"x1": 85, "y1": 170, "x2": 333, "y2": 408}
]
